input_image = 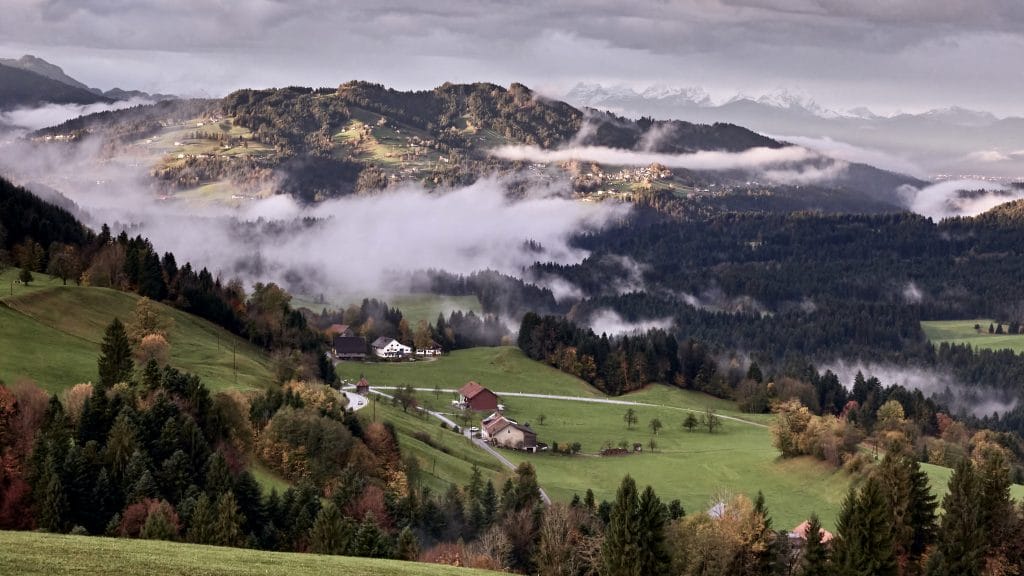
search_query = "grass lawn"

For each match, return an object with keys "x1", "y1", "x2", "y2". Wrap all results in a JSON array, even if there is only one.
[
  {"x1": 339, "y1": 347, "x2": 852, "y2": 529},
  {"x1": 368, "y1": 398, "x2": 508, "y2": 494},
  {"x1": 0, "y1": 268, "x2": 272, "y2": 393},
  {"x1": 922, "y1": 462, "x2": 1024, "y2": 505},
  {"x1": 921, "y1": 319, "x2": 1024, "y2": 353},
  {"x1": 337, "y1": 347, "x2": 600, "y2": 400},
  {"x1": 0, "y1": 531, "x2": 499, "y2": 576},
  {"x1": 249, "y1": 461, "x2": 293, "y2": 495}
]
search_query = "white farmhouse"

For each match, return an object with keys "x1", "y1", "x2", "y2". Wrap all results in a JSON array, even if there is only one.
[{"x1": 371, "y1": 337, "x2": 412, "y2": 359}]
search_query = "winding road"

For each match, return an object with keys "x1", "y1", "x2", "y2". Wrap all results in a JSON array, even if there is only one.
[
  {"x1": 340, "y1": 382, "x2": 553, "y2": 504},
  {"x1": 338, "y1": 380, "x2": 768, "y2": 506}
]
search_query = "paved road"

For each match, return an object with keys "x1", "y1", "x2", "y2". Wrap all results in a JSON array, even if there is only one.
[
  {"x1": 344, "y1": 384, "x2": 552, "y2": 504},
  {"x1": 342, "y1": 390, "x2": 369, "y2": 412}
]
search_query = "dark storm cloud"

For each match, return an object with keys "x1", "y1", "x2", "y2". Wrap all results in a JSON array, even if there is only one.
[{"x1": 3, "y1": 1, "x2": 1024, "y2": 114}]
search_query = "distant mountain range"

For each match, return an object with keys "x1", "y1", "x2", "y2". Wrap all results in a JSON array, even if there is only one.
[
  {"x1": 0, "y1": 54, "x2": 176, "y2": 110},
  {"x1": 564, "y1": 83, "x2": 1024, "y2": 178}
]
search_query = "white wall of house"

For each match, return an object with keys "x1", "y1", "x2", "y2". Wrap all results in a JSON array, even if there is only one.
[{"x1": 374, "y1": 339, "x2": 412, "y2": 358}]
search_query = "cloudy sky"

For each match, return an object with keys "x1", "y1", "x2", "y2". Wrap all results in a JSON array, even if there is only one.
[{"x1": 3, "y1": 0, "x2": 1024, "y2": 115}]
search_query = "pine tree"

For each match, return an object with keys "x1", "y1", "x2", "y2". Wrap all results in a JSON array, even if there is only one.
[
  {"x1": 927, "y1": 459, "x2": 986, "y2": 576},
  {"x1": 89, "y1": 468, "x2": 115, "y2": 534},
  {"x1": 98, "y1": 318, "x2": 134, "y2": 388},
  {"x1": 204, "y1": 453, "x2": 233, "y2": 497},
  {"x1": 354, "y1": 513, "x2": 392, "y2": 558},
  {"x1": 636, "y1": 485, "x2": 670, "y2": 575},
  {"x1": 480, "y1": 480, "x2": 498, "y2": 527},
  {"x1": 37, "y1": 455, "x2": 69, "y2": 533},
  {"x1": 832, "y1": 476, "x2": 897, "y2": 576},
  {"x1": 105, "y1": 411, "x2": 138, "y2": 483},
  {"x1": 802, "y1": 514, "x2": 829, "y2": 576},
  {"x1": 396, "y1": 525, "x2": 419, "y2": 561},
  {"x1": 211, "y1": 491, "x2": 246, "y2": 547},
  {"x1": 186, "y1": 493, "x2": 215, "y2": 544},
  {"x1": 309, "y1": 503, "x2": 351, "y2": 555},
  {"x1": 602, "y1": 475, "x2": 641, "y2": 576},
  {"x1": 140, "y1": 503, "x2": 178, "y2": 541},
  {"x1": 127, "y1": 469, "x2": 160, "y2": 503}
]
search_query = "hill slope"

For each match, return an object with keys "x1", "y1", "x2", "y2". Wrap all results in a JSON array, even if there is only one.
[
  {"x1": 0, "y1": 268, "x2": 272, "y2": 393},
  {"x1": 29, "y1": 81, "x2": 922, "y2": 212},
  {"x1": 0, "y1": 531, "x2": 499, "y2": 576},
  {"x1": 0, "y1": 63, "x2": 111, "y2": 109}
]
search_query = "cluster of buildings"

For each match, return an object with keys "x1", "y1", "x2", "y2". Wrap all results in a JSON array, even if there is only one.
[
  {"x1": 328, "y1": 324, "x2": 441, "y2": 361},
  {"x1": 455, "y1": 381, "x2": 539, "y2": 452}
]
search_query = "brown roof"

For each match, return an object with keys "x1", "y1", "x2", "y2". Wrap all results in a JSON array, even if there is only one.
[
  {"x1": 459, "y1": 381, "x2": 491, "y2": 399},
  {"x1": 484, "y1": 416, "x2": 513, "y2": 436},
  {"x1": 356, "y1": 377, "x2": 369, "y2": 389},
  {"x1": 326, "y1": 324, "x2": 350, "y2": 335},
  {"x1": 792, "y1": 521, "x2": 834, "y2": 544}
]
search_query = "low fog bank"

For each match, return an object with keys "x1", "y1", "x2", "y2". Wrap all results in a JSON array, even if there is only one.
[
  {"x1": 142, "y1": 180, "x2": 629, "y2": 295},
  {"x1": 0, "y1": 98, "x2": 153, "y2": 132},
  {"x1": 586, "y1": 309, "x2": 673, "y2": 336},
  {"x1": 0, "y1": 126, "x2": 630, "y2": 298},
  {"x1": 491, "y1": 144, "x2": 847, "y2": 185},
  {"x1": 898, "y1": 179, "x2": 1023, "y2": 219},
  {"x1": 824, "y1": 359, "x2": 1018, "y2": 418}
]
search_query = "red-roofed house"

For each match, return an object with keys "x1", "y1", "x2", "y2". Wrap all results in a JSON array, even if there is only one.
[
  {"x1": 459, "y1": 381, "x2": 499, "y2": 411},
  {"x1": 355, "y1": 377, "x2": 370, "y2": 396}
]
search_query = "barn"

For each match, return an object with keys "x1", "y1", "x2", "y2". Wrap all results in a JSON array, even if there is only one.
[{"x1": 458, "y1": 381, "x2": 499, "y2": 411}]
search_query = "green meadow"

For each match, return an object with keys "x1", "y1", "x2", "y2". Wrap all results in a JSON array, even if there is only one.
[
  {"x1": 0, "y1": 268, "x2": 272, "y2": 393},
  {"x1": 0, "y1": 531, "x2": 499, "y2": 576},
  {"x1": 921, "y1": 319, "x2": 1024, "y2": 353}
]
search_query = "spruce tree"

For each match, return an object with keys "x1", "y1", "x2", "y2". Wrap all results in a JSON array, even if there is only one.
[
  {"x1": 480, "y1": 480, "x2": 498, "y2": 527},
  {"x1": 636, "y1": 485, "x2": 670, "y2": 575},
  {"x1": 927, "y1": 459, "x2": 986, "y2": 576},
  {"x1": 354, "y1": 513, "x2": 392, "y2": 558},
  {"x1": 98, "y1": 318, "x2": 134, "y2": 388},
  {"x1": 309, "y1": 503, "x2": 351, "y2": 555},
  {"x1": 802, "y1": 513, "x2": 829, "y2": 576},
  {"x1": 602, "y1": 475, "x2": 641, "y2": 576},
  {"x1": 186, "y1": 493, "x2": 215, "y2": 544},
  {"x1": 38, "y1": 455, "x2": 69, "y2": 533},
  {"x1": 396, "y1": 525, "x2": 419, "y2": 561},
  {"x1": 204, "y1": 453, "x2": 233, "y2": 497},
  {"x1": 212, "y1": 491, "x2": 246, "y2": 547},
  {"x1": 832, "y1": 476, "x2": 897, "y2": 576}
]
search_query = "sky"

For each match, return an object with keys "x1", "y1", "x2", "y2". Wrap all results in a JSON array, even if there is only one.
[{"x1": 3, "y1": 1, "x2": 1024, "y2": 116}]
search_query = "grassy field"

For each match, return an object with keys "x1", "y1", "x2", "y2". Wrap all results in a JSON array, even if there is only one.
[
  {"x1": 921, "y1": 462, "x2": 1024, "y2": 504},
  {"x1": 342, "y1": 347, "x2": 1024, "y2": 530},
  {"x1": 0, "y1": 268, "x2": 273, "y2": 393},
  {"x1": 0, "y1": 531, "x2": 498, "y2": 576},
  {"x1": 341, "y1": 348, "x2": 850, "y2": 529},
  {"x1": 921, "y1": 319, "x2": 1024, "y2": 353}
]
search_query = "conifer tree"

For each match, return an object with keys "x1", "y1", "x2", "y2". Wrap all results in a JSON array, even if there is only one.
[
  {"x1": 480, "y1": 480, "x2": 498, "y2": 527},
  {"x1": 354, "y1": 513, "x2": 392, "y2": 558},
  {"x1": 396, "y1": 525, "x2": 419, "y2": 561},
  {"x1": 636, "y1": 485, "x2": 670, "y2": 575},
  {"x1": 602, "y1": 475, "x2": 641, "y2": 576},
  {"x1": 127, "y1": 469, "x2": 160, "y2": 503},
  {"x1": 37, "y1": 455, "x2": 69, "y2": 533},
  {"x1": 98, "y1": 318, "x2": 134, "y2": 388},
  {"x1": 802, "y1": 514, "x2": 829, "y2": 576},
  {"x1": 186, "y1": 493, "x2": 215, "y2": 544},
  {"x1": 832, "y1": 476, "x2": 897, "y2": 576},
  {"x1": 204, "y1": 453, "x2": 233, "y2": 497},
  {"x1": 212, "y1": 491, "x2": 246, "y2": 547},
  {"x1": 88, "y1": 468, "x2": 115, "y2": 535},
  {"x1": 927, "y1": 459, "x2": 986, "y2": 576},
  {"x1": 105, "y1": 412, "x2": 138, "y2": 488},
  {"x1": 309, "y1": 503, "x2": 351, "y2": 555}
]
